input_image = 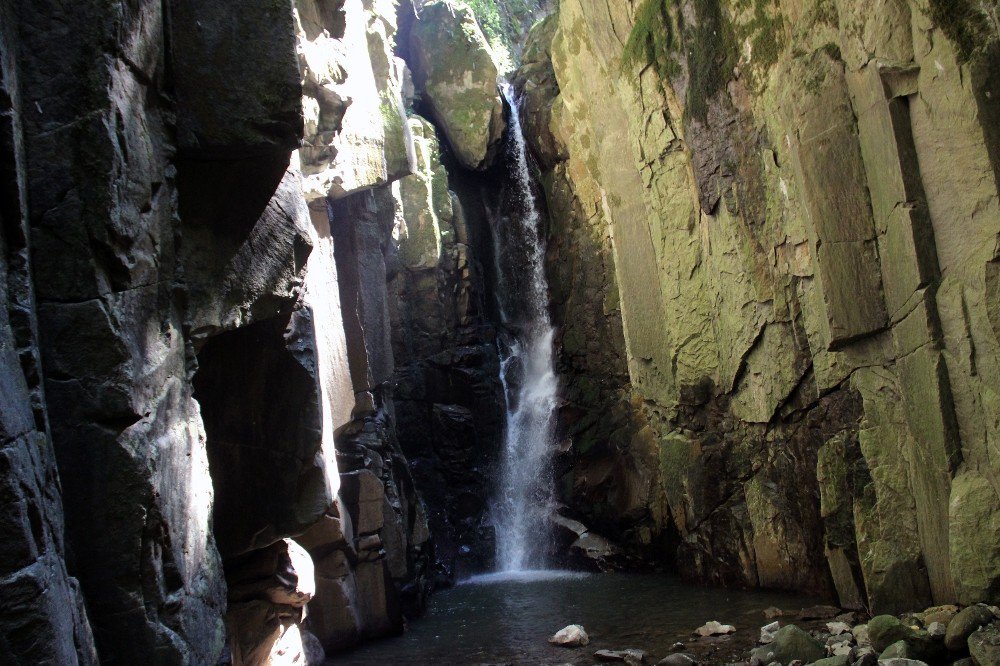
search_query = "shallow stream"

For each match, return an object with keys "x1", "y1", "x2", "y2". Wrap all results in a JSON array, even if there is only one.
[{"x1": 334, "y1": 572, "x2": 824, "y2": 665}]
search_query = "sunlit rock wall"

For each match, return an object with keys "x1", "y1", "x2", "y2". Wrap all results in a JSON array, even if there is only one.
[{"x1": 516, "y1": 0, "x2": 1000, "y2": 612}]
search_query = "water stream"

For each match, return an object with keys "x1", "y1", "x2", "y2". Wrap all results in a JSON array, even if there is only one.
[{"x1": 491, "y1": 83, "x2": 559, "y2": 573}]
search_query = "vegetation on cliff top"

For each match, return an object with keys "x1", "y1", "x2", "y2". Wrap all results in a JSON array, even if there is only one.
[
  {"x1": 464, "y1": 0, "x2": 547, "y2": 71},
  {"x1": 926, "y1": 0, "x2": 999, "y2": 63}
]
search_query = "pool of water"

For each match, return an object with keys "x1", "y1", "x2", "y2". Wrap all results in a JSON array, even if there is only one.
[{"x1": 332, "y1": 572, "x2": 826, "y2": 665}]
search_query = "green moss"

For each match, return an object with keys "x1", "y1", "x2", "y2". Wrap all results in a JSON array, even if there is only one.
[
  {"x1": 684, "y1": 0, "x2": 738, "y2": 121},
  {"x1": 621, "y1": 0, "x2": 680, "y2": 80},
  {"x1": 926, "y1": 0, "x2": 999, "y2": 63}
]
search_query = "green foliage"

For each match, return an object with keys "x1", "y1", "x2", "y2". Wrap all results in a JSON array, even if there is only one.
[
  {"x1": 927, "y1": 0, "x2": 999, "y2": 63},
  {"x1": 621, "y1": 0, "x2": 679, "y2": 81},
  {"x1": 463, "y1": 0, "x2": 540, "y2": 71}
]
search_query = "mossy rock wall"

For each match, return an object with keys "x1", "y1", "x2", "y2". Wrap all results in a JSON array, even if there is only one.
[{"x1": 515, "y1": 0, "x2": 1000, "y2": 609}]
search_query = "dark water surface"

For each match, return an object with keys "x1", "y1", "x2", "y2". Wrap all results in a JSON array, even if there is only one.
[{"x1": 333, "y1": 571, "x2": 825, "y2": 665}]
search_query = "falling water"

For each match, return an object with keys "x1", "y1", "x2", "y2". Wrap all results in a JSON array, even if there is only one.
[{"x1": 492, "y1": 83, "x2": 559, "y2": 572}]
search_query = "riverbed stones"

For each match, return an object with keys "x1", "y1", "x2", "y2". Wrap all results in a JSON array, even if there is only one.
[
  {"x1": 657, "y1": 653, "x2": 698, "y2": 665},
  {"x1": 549, "y1": 624, "x2": 589, "y2": 647},
  {"x1": 947, "y1": 606, "x2": 997, "y2": 652}
]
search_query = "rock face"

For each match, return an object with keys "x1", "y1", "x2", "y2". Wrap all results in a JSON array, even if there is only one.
[
  {"x1": 515, "y1": 0, "x2": 1000, "y2": 612},
  {"x1": 0, "y1": 0, "x2": 502, "y2": 661},
  {"x1": 409, "y1": 0, "x2": 506, "y2": 170}
]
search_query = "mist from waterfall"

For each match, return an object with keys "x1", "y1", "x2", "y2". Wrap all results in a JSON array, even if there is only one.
[{"x1": 491, "y1": 83, "x2": 558, "y2": 573}]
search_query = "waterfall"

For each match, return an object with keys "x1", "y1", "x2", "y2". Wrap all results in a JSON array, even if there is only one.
[{"x1": 491, "y1": 83, "x2": 559, "y2": 573}]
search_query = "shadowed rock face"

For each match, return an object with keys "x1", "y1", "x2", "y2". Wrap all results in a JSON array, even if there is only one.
[
  {"x1": 0, "y1": 0, "x2": 503, "y2": 660},
  {"x1": 515, "y1": 0, "x2": 1000, "y2": 612}
]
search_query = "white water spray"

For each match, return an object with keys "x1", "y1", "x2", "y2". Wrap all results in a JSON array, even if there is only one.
[{"x1": 492, "y1": 83, "x2": 559, "y2": 573}]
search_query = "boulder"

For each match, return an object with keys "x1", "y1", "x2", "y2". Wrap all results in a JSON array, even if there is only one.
[
  {"x1": 408, "y1": 0, "x2": 504, "y2": 170},
  {"x1": 868, "y1": 616, "x2": 915, "y2": 653},
  {"x1": 968, "y1": 623, "x2": 1000, "y2": 666},
  {"x1": 768, "y1": 624, "x2": 825, "y2": 664},
  {"x1": 947, "y1": 606, "x2": 996, "y2": 652},
  {"x1": 549, "y1": 624, "x2": 589, "y2": 647}
]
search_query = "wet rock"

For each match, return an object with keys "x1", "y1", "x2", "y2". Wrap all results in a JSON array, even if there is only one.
[
  {"x1": 868, "y1": 616, "x2": 916, "y2": 653},
  {"x1": 761, "y1": 620, "x2": 780, "y2": 643},
  {"x1": 695, "y1": 620, "x2": 736, "y2": 637},
  {"x1": 854, "y1": 624, "x2": 871, "y2": 645},
  {"x1": 968, "y1": 623, "x2": 1000, "y2": 665},
  {"x1": 765, "y1": 607, "x2": 789, "y2": 619},
  {"x1": 657, "y1": 653, "x2": 698, "y2": 665},
  {"x1": 766, "y1": 624, "x2": 825, "y2": 664},
  {"x1": 947, "y1": 606, "x2": 996, "y2": 652},
  {"x1": 569, "y1": 532, "x2": 631, "y2": 572},
  {"x1": 595, "y1": 648, "x2": 647, "y2": 664},
  {"x1": 876, "y1": 660, "x2": 929, "y2": 666},
  {"x1": 549, "y1": 624, "x2": 589, "y2": 647}
]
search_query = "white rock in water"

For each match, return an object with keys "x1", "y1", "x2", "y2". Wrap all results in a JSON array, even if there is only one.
[
  {"x1": 549, "y1": 624, "x2": 590, "y2": 647},
  {"x1": 761, "y1": 620, "x2": 780, "y2": 644},
  {"x1": 696, "y1": 621, "x2": 736, "y2": 637}
]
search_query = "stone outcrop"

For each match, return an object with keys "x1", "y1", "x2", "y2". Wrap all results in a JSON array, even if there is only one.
[
  {"x1": 515, "y1": 0, "x2": 1000, "y2": 612},
  {"x1": 409, "y1": 0, "x2": 506, "y2": 170}
]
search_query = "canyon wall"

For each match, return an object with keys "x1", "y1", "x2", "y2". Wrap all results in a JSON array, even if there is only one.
[
  {"x1": 516, "y1": 0, "x2": 1000, "y2": 613},
  {"x1": 0, "y1": 0, "x2": 507, "y2": 661}
]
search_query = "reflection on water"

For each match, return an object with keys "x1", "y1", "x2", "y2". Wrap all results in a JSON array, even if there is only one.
[{"x1": 333, "y1": 573, "x2": 823, "y2": 665}]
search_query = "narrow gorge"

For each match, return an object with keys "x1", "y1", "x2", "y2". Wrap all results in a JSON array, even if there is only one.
[{"x1": 1, "y1": 0, "x2": 999, "y2": 665}]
